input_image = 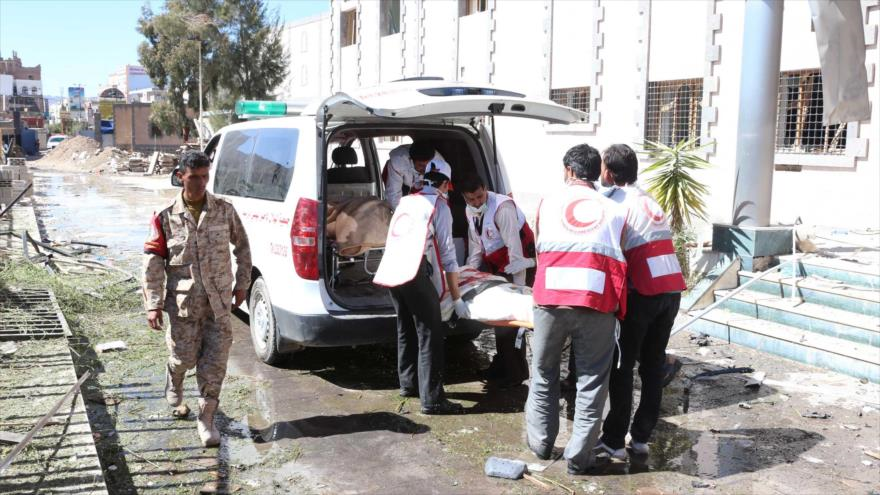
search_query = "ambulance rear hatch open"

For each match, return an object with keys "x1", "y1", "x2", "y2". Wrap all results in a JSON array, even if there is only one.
[
  {"x1": 314, "y1": 81, "x2": 589, "y2": 128},
  {"x1": 313, "y1": 81, "x2": 588, "y2": 313}
]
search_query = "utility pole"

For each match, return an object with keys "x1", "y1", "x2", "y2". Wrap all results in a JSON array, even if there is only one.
[{"x1": 198, "y1": 38, "x2": 204, "y2": 150}]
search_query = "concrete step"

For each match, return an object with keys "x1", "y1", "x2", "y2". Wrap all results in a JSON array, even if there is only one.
[
  {"x1": 715, "y1": 289, "x2": 880, "y2": 347},
  {"x1": 690, "y1": 308, "x2": 880, "y2": 383},
  {"x1": 739, "y1": 271, "x2": 880, "y2": 317},
  {"x1": 779, "y1": 255, "x2": 880, "y2": 290}
]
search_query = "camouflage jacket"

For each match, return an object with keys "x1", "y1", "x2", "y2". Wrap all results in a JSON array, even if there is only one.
[{"x1": 142, "y1": 191, "x2": 252, "y2": 320}]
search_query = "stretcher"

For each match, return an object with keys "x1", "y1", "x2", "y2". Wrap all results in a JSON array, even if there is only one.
[{"x1": 440, "y1": 267, "x2": 535, "y2": 328}]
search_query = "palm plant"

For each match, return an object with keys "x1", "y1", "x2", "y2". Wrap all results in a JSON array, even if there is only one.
[{"x1": 640, "y1": 137, "x2": 713, "y2": 281}]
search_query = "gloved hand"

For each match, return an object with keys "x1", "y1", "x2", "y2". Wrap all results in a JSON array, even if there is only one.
[
  {"x1": 503, "y1": 258, "x2": 535, "y2": 275},
  {"x1": 453, "y1": 298, "x2": 471, "y2": 320}
]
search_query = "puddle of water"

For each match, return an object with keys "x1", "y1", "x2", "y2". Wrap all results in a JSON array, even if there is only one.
[{"x1": 32, "y1": 172, "x2": 178, "y2": 273}]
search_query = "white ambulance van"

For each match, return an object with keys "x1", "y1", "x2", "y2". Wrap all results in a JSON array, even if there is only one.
[{"x1": 202, "y1": 79, "x2": 587, "y2": 364}]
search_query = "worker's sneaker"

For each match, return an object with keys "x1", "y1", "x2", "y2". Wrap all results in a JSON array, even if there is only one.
[
  {"x1": 420, "y1": 399, "x2": 463, "y2": 415},
  {"x1": 628, "y1": 440, "x2": 650, "y2": 455},
  {"x1": 595, "y1": 441, "x2": 626, "y2": 461},
  {"x1": 197, "y1": 398, "x2": 221, "y2": 448},
  {"x1": 165, "y1": 365, "x2": 183, "y2": 407}
]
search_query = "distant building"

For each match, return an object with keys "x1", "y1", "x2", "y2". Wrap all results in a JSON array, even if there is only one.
[
  {"x1": 0, "y1": 51, "x2": 46, "y2": 127},
  {"x1": 128, "y1": 87, "x2": 166, "y2": 104},
  {"x1": 106, "y1": 64, "x2": 153, "y2": 102}
]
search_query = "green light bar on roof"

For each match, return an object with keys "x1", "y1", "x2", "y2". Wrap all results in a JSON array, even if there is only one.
[{"x1": 235, "y1": 100, "x2": 287, "y2": 117}]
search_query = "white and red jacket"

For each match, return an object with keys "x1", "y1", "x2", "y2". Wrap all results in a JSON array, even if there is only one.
[
  {"x1": 606, "y1": 185, "x2": 686, "y2": 296},
  {"x1": 373, "y1": 191, "x2": 451, "y2": 299},
  {"x1": 533, "y1": 181, "x2": 628, "y2": 317},
  {"x1": 465, "y1": 192, "x2": 536, "y2": 276}
]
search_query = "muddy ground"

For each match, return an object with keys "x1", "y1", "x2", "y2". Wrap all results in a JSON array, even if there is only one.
[{"x1": 1, "y1": 170, "x2": 878, "y2": 494}]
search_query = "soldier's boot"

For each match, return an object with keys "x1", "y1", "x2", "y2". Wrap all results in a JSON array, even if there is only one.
[
  {"x1": 165, "y1": 365, "x2": 185, "y2": 407},
  {"x1": 197, "y1": 398, "x2": 221, "y2": 447}
]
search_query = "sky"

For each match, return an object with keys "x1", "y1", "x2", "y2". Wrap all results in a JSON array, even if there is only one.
[{"x1": 0, "y1": 0, "x2": 329, "y2": 98}]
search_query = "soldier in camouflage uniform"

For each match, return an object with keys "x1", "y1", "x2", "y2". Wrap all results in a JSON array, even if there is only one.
[{"x1": 142, "y1": 151, "x2": 251, "y2": 447}]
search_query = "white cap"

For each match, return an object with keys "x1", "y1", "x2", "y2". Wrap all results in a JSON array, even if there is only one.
[{"x1": 425, "y1": 157, "x2": 452, "y2": 182}]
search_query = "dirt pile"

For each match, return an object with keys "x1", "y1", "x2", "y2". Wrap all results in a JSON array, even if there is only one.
[
  {"x1": 36, "y1": 137, "x2": 182, "y2": 175},
  {"x1": 36, "y1": 136, "x2": 113, "y2": 172}
]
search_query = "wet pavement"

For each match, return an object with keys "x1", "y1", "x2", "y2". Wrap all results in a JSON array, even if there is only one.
[{"x1": 26, "y1": 170, "x2": 880, "y2": 494}]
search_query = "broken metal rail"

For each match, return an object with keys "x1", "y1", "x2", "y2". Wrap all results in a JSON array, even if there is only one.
[
  {"x1": 0, "y1": 371, "x2": 91, "y2": 474},
  {"x1": 671, "y1": 254, "x2": 811, "y2": 338}
]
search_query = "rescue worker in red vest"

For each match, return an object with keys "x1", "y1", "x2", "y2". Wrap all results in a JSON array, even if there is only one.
[
  {"x1": 557, "y1": 144, "x2": 604, "y2": 391},
  {"x1": 460, "y1": 174, "x2": 536, "y2": 387},
  {"x1": 383, "y1": 141, "x2": 446, "y2": 209},
  {"x1": 373, "y1": 157, "x2": 468, "y2": 415},
  {"x1": 526, "y1": 143, "x2": 628, "y2": 475},
  {"x1": 596, "y1": 144, "x2": 687, "y2": 460}
]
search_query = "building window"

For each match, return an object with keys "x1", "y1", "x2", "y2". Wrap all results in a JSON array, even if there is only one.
[
  {"x1": 775, "y1": 69, "x2": 846, "y2": 155},
  {"x1": 380, "y1": 0, "x2": 401, "y2": 36},
  {"x1": 341, "y1": 9, "x2": 357, "y2": 47},
  {"x1": 645, "y1": 78, "x2": 703, "y2": 146},
  {"x1": 550, "y1": 86, "x2": 590, "y2": 117},
  {"x1": 32, "y1": 86, "x2": 38, "y2": 95},
  {"x1": 21, "y1": 86, "x2": 28, "y2": 96},
  {"x1": 459, "y1": 0, "x2": 487, "y2": 17}
]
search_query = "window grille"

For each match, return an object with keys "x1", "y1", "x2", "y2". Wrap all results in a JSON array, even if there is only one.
[
  {"x1": 550, "y1": 86, "x2": 590, "y2": 117},
  {"x1": 341, "y1": 9, "x2": 357, "y2": 47},
  {"x1": 644, "y1": 78, "x2": 703, "y2": 146},
  {"x1": 459, "y1": 0, "x2": 487, "y2": 17},
  {"x1": 775, "y1": 69, "x2": 846, "y2": 155},
  {"x1": 380, "y1": 0, "x2": 401, "y2": 36}
]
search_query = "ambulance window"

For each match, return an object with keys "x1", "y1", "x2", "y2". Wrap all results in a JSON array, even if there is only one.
[
  {"x1": 214, "y1": 129, "x2": 257, "y2": 197},
  {"x1": 247, "y1": 128, "x2": 298, "y2": 201}
]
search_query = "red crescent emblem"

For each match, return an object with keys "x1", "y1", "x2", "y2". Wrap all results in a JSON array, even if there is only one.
[
  {"x1": 390, "y1": 213, "x2": 414, "y2": 237},
  {"x1": 641, "y1": 197, "x2": 665, "y2": 224},
  {"x1": 562, "y1": 198, "x2": 603, "y2": 233}
]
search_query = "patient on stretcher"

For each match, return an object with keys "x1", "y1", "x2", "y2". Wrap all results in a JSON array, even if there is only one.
[{"x1": 440, "y1": 267, "x2": 534, "y2": 327}]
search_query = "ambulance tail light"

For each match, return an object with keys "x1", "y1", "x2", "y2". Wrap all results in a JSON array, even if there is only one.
[{"x1": 291, "y1": 198, "x2": 319, "y2": 280}]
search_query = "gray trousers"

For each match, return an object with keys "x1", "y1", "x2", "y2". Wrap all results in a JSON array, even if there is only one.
[{"x1": 526, "y1": 305, "x2": 617, "y2": 469}]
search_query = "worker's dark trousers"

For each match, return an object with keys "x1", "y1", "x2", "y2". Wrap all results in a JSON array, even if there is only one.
[
  {"x1": 389, "y1": 259, "x2": 446, "y2": 408},
  {"x1": 601, "y1": 291, "x2": 681, "y2": 449}
]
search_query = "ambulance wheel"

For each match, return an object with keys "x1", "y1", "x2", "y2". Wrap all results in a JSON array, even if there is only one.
[{"x1": 249, "y1": 277, "x2": 283, "y2": 365}]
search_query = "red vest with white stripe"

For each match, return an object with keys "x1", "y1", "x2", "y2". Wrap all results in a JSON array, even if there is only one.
[
  {"x1": 373, "y1": 192, "x2": 446, "y2": 298},
  {"x1": 533, "y1": 182, "x2": 628, "y2": 317},
  {"x1": 607, "y1": 186, "x2": 686, "y2": 296},
  {"x1": 465, "y1": 192, "x2": 536, "y2": 273}
]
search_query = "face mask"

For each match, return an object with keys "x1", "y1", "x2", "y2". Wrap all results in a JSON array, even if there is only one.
[{"x1": 466, "y1": 203, "x2": 487, "y2": 216}]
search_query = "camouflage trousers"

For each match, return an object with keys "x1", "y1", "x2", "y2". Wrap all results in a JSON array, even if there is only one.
[{"x1": 165, "y1": 291, "x2": 233, "y2": 401}]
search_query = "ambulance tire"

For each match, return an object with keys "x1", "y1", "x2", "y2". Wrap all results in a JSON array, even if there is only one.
[{"x1": 248, "y1": 277, "x2": 283, "y2": 365}]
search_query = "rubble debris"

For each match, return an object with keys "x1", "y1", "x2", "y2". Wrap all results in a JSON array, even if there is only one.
[
  {"x1": 744, "y1": 371, "x2": 766, "y2": 389},
  {"x1": 96, "y1": 341, "x2": 127, "y2": 353},
  {"x1": 484, "y1": 457, "x2": 526, "y2": 479},
  {"x1": 690, "y1": 333, "x2": 712, "y2": 346},
  {"x1": 801, "y1": 411, "x2": 832, "y2": 419},
  {"x1": 694, "y1": 367, "x2": 755, "y2": 380},
  {"x1": 864, "y1": 450, "x2": 880, "y2": 461},
  {"x1": 172, "y1": 404, "x2": 191, "y2": 419},
  {"x1": 800, "y1": 455, "x2": 824, "y2": 464},
  {"x1": 691, "y1": 480, "x2": 716, "y2": 489},
  {"x1": 738, "y1": 402, "x2": 753, "y2": 410},
  {"x1": 840, "y1": 424, "x2": 861, "y2": 431},
  {"x1": 862, "y1": 460, "x2": 874, "y2": 467},
  {"x1": 0, "y1": 343, "x2": 17, "y2": 356},
  {"x1": 0, "y1": 431, "x2": 26, "y2": 445}
]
